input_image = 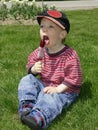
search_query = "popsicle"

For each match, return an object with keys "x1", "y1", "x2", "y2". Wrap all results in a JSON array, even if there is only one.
[{"x1": 37, "y1": 35, "x2": 48, "y2": 60}]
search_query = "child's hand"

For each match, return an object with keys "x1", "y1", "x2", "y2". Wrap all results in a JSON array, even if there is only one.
[
  {"x1": 43, "y1": 84, "x2": 68, "y2": 94},
  {"x1": 43, "y1": 86, "x2": 58, "y2": 94},
  {"x1": 31, "y1": 61, "x2": 43, "y2": 74}
]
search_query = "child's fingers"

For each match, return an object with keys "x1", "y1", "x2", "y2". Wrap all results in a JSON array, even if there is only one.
[{"x1": 43, "y1": 87, "x2": 49, "y2": 93}]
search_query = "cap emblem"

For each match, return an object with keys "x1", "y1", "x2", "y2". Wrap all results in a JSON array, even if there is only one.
[{"x1": 47, "y1": 10, "x2": 62, "y2": 18}]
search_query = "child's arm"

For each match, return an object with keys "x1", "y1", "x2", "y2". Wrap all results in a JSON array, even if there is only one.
[
  {"x1": 26, "y1": 36, "x2": 47, "y2": 73},
  {"x1": 43, "y1": 84, "x2": 68, "y2": 94},
  {"x1": 29, "y1": 36, "x2": 48, "y2": 74}
]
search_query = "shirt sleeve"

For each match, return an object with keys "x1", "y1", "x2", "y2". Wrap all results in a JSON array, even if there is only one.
[
  {"x1": 63, "y1": 52, "x2": 82, "y2": 87},
  {"x1": 26, "y1": 48, "x2": 39, "y2": 71}
]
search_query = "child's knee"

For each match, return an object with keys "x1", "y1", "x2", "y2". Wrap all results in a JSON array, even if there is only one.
[{"x1": 20, "y1": 74, "x2": 32, "y2": 82}]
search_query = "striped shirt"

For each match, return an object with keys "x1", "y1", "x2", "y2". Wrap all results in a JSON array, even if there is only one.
[{"x1": 26, "y1": 45, "x2": 82, "y2": 94}]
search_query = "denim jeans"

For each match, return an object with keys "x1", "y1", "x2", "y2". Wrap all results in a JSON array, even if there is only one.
[{"x1": 18, "y1": 74, "x2": 78, "y2": 128}]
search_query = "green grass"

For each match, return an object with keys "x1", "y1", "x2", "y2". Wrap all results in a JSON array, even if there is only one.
[{"x1": 0, "y1": 8, "x2": 98, "y2": 130}]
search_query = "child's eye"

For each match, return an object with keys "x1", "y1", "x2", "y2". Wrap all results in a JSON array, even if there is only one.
[
  {"x1": 40, "y1": 25, "x2": 55, "y2": 29},
  {"x1": 40, "y1": 25, "x2": 44, "y2": 28},
  {"x1": 49, "y1": 25, "x2": 54, "y2": 28}
]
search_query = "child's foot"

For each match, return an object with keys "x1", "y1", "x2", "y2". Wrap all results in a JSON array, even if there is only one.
[
  {"x1": 21, "y1": 111, "x2": 43, "y2": 130},
  {"x1": 18, "y1": 100, "x2": 34, "y2": 118}
]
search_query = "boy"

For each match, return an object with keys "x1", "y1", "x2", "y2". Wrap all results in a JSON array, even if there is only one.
[{"x1": 18, "y1": 10, "x2": 82, "y2": 130}]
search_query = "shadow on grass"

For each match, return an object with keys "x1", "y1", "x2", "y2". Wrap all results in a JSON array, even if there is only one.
[{"x1": 79, "y1": 80, "x2": 92, "y2": 102}]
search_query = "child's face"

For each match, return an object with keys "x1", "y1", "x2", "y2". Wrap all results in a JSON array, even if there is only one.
[{"x1": 40, "y1": 18, "x2": 67, "y2": 48}]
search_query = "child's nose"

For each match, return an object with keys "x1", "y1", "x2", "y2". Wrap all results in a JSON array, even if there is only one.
[{"x1": 43, "y1": 27, "x2": 48, "y2": 32}]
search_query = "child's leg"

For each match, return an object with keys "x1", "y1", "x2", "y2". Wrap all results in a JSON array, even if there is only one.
[
  {"x1": 18, "y1": 74, "x2": 44, "y2": 116},
  {"x1": 22, "y1": 92, "x2": 78, "y2": 129}
]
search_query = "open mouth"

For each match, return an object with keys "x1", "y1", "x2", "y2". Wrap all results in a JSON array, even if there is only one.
[{"x1": 43, "y1": 35, "x2": 49, "y2": 45}]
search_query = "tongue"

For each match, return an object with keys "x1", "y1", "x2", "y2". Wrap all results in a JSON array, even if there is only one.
[{"x1": 45, "y1": 39, "x2": 49, "y2": 45}]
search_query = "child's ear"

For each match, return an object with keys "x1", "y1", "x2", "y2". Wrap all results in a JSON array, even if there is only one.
[{"x1": 60, "y1": 30, "x2": 67, "y2": 39}]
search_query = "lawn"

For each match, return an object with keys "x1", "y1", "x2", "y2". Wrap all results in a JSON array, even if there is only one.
[{"x1": 0, "y1": 8, "x2": 98, "y2": 130}]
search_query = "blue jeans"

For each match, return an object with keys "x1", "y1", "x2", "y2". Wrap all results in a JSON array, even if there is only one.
[{"x1": 18, "y1": 74, "x2": 78, "y2": 128}]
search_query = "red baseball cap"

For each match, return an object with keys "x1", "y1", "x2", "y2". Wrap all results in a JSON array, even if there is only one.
[{"x1": 37, "y1": 10, "x2": 70, "y2": 33}]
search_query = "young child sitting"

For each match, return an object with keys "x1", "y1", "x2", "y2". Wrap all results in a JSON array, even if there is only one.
[{"x1": 18, "y1": 9, "x2": 82, "y2": 130}]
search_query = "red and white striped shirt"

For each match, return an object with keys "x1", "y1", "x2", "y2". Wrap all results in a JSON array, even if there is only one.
[{"x1": 26, "y1": 45, "x2": 82, "y2": 94}]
